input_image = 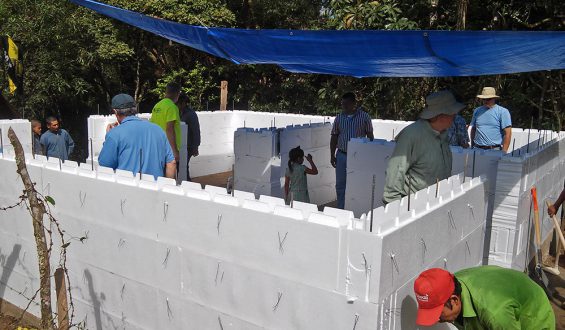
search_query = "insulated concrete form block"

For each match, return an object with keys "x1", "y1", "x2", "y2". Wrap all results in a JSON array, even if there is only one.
[
  {"x1": 178, "y1": 247, "x2": 379, "y2": 330},
  {"x1": 489, "y1": 137, "x2": 565, "y2": 269},
  {"x1": 190, "y1": 154, "x2": 234, "y2": 177},
  {"x1": 0, "y1": 119, "x2": 32, "y2": 154},
  {"x1": 368, "y1": 178, "x2": 487, "y2": 301},
  {"x1": 235, "y1": 154, "x2": 281, "y2": 183},
  {"x1": 371, "y1": 120, "x2": 412, "y2": 141}
]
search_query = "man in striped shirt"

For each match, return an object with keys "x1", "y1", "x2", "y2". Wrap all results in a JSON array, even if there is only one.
[{"x1": 330, "y1": 92, "x2": 374, "y2": 209}]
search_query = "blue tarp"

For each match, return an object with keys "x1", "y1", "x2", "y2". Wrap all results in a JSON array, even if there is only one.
[{"x1": 71, "y1": 0, "x2": 565, "y2": 78}]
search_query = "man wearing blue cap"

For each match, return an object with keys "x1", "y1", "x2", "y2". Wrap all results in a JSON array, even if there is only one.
[{"x1": 98, "y1": 94, "x2": 176, "y2": 179}]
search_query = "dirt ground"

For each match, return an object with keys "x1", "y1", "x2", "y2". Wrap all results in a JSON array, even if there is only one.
[{"x1": 0, "y1": 299, "x2": 40, "y2": 330}]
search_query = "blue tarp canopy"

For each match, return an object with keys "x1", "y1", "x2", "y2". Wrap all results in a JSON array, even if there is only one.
[{"x1": 71, "y1": 0, "x2": 565, "y2": 78}]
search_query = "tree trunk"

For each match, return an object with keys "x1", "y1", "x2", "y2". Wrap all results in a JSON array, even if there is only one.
[
  {"x1": 456, "y1": 0, "x2": 468, "y2": 30},
  {"x1": 7, "y1": 128, "x2": 55, "y2": 330}
]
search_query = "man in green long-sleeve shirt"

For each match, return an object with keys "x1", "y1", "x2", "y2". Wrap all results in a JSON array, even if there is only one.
[
  {"x1": 383, "y1": 90, "x2": 463, "y2": 203},
  {"x1": 414, "y1": 266, "x2": 555, "y2": 329}
]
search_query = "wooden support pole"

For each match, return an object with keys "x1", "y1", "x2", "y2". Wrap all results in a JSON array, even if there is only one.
[
  {"x1": 55, "y1": 268, "x2": 69, "y2": 330},
  {"x1": 220, "y1": 81, "x2": 228, "y2": 111}
]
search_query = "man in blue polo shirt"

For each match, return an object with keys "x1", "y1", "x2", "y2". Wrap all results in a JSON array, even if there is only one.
[
  {"x1": 470, "y1": 87, "x2": 512, "y2": 152},
  {"x1": 98, "y1": 94, "x2": 176, "y2": 179}
]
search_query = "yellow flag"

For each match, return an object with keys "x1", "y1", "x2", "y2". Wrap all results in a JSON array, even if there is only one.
[{"x1": 2, "y1": 36, "x2": 23, "y2": 95}]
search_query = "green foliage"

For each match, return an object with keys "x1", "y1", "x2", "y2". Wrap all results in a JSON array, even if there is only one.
[
  {"x1": 151, "y1": 64, "x2": 218, "y2": 110},
  {"x1": 326, "y1": 0, "x2": 418, "y2": 30},
  {"x1": 45, "y1": 196, "x2": 55, "y2": 206}
]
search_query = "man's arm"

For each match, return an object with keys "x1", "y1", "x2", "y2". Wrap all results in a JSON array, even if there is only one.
[
  {"x1": 501, "y1": 127, "x2": 512, "y2": 152},
  {"x1": 66, "y1": 131, "x2": 75, "y2": 157},
  {"x1": 382, "y1": 134, "x2": 412, "y2": 204},
  {"x1": 549, "y1": 188, "x2": 565, "y2": 217},
  {"x1": 330, "y1": 117, "x2": 339, "y2": 168},
  {"x1": 482, "y1": 304, "x2": 521, "y2": 330},
  {"x1": 166, "y1": 121, "x2": 179, "y2": 161},
  {"x1": 97, "y1": 136, "x2": 118, "y2": 169},
  {"x1": 365, "y1": 115, "x2": 374, "y2": 141},
  {"x1": 165, "y1": 160, "x2": 176, "y2": 179},
  {"x1": 190, "y1": 112, "x2": 201, "y2": 156},
  {"x1": 39, "y1": 134, "x2": 48, "y2": 156},
  {"x1": 330, "y1": 134, "x2": 338, "y2": 168},
  {"x1": 470, "y1": 126, "x2": 476, "y2": 148}
]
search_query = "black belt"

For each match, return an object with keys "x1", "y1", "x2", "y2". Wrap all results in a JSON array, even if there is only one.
[
  {"x1": 338, "y1": 149, "x2": 347, "y2": 154},
  {"x1": 475, "y1": 145, "x2": 501, "y2": 150}
]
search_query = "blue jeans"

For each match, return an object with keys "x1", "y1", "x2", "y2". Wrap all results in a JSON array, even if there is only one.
[{"x1": 335, "y1": 151, "x2": 347, "y2": 209}]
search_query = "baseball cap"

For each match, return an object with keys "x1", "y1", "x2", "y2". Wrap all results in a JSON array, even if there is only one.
[
  {"x1": 414, "y1": 268, "x2": 455, "y2": 326},
  {"x1": 111, "y1": 94, "x2": 136, "y2": 109}
]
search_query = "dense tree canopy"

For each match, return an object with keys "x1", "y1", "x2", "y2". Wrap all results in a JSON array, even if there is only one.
[{"x1": 0, "y1": 0, "x2": 563, "y2": 159}]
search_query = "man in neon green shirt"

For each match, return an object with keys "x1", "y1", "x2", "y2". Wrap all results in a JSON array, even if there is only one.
[
  {"x1": 150, "y1": 82, "x2": 182, "y2": 164},
  {"x1": 414, "y1": 266, "x2": 555, "y2": 329}
]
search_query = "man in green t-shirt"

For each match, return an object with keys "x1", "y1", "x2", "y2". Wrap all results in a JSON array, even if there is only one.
[
  {"x1": 414, "y1": 266, "x2": 555, "y2": 329},
  {"x1": 150, "y1": 82, "x2": 182, "y2": 164}
]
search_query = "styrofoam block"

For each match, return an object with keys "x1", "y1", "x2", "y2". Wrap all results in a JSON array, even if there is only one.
[
  {"x1": 205, "y1": 185, "x2": 229, "y2": 198},
  {"x1": 273, "y1": 205, "x2": 304, "y2": 220},
  {"x1": 96, "y1": 165, "x2": 116, "y2": 182},
  {"x1": 308, "y1": 212, "x2": 342, "y2": 228},
  {"x1": 233, "y1": 189, "x2": 256, "y2": 202},
  {"x1": 213, "y1": 194, "x2": 240, "y2": 206},
  {"x1": 115, "y1": 168, "x2": 137, "y2": 186},
  {"x1": 323, "y1": 207, "x2": 354, "y2": 227},
  {"x1": 291, "y1": 201, "x2": 319, "y2": 218},
  {"x1": 259, "y1": 195, "x2": 286, "y2": 208},
  {"x1": 181, "y1": 181, "x2": 203, "y2": 191},
  {"x1": 236, "y1": 155, "x2": 280, "y2": 182},
  {"x1": 186, "y1": 189, "x2": 212, "y2": 201},
  {"x1": 242, "y1": 199, "x2": 272, "y2": 213},
  {"x1": 372, "y1": 179, "x2": 487, "y2": 301}
]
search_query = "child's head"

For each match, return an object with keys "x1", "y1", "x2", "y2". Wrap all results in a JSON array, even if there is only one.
[
  {"x1": 288, "y1": 146, "x2": 305, "y2": 172},
  {"x1": 31, "y1": 119, "x2": 42, "y2": 135}
]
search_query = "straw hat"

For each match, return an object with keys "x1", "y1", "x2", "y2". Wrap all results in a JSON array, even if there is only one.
[
  {"x1": 420, "y1": 90, "x2": 465, "y2": 120},
  {"x1": 476, "y1": 87, "x2": 500, "y2": 99}
]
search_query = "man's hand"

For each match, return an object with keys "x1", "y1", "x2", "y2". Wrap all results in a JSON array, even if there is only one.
[
  {"x1": 192, "y1": 147, "x2": 199, "y2": 157},
  {"x1": 548, "y1": 204, "x2": 557, "y2": 217},
  {"x1": 331, "y1": 155, "x2": 337, "y2": 168},
  {"x1": 106, "y1": 122, "x2": 118, "y2": 133},
  {"x1": 305, "y1": 153, "x2": 313, "y2": 162}
]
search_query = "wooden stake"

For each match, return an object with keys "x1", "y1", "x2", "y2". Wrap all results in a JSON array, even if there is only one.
[
  {"x1": 55, "y1": 268, "x2": 69, "y2": 330},
  {"x1": 220, "y1": 81, "x2": 228, "y2": 111}
]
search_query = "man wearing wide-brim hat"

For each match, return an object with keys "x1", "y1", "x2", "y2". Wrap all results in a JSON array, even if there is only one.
[
  {"x1": 470, "y1": 87, "x2": 512, "y2": 152},
  {"x1": 383, "y1": 90, "x2": 463, "y2": 203}
]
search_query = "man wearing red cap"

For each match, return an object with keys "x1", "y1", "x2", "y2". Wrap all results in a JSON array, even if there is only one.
[{"x1": 414, "y1": 266, "x2": 554, "y2": 329}]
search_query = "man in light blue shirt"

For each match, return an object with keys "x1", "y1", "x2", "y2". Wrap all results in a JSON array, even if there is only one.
[
  {"x1": 98, "y1": 94, "x2": 176, "y2": 179},
  {"x1": 40, "y1": 116, "x2": 74, "y2": 160},
  {"x1": 470, "y1": 87, "x2": 512, "y2": 152}
]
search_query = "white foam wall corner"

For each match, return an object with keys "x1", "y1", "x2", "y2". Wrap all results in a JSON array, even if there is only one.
[
  {"x1": 489, "y1": 136, "x2": 565, "y2": 269},
  {"x1": 369, "y1": 177, "x2": 487, "y2": 302},
  {"x1": 0, "y1": 119, "x2": 33, "y2": 155}
]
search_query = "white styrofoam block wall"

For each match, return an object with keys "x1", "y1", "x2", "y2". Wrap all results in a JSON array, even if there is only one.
[
  {"x1": 0, "y1": 153, "x2": 493, "y2": 329},
  {"x1": 489, "y1": 137, "x2": 565, "y2": 269}
]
